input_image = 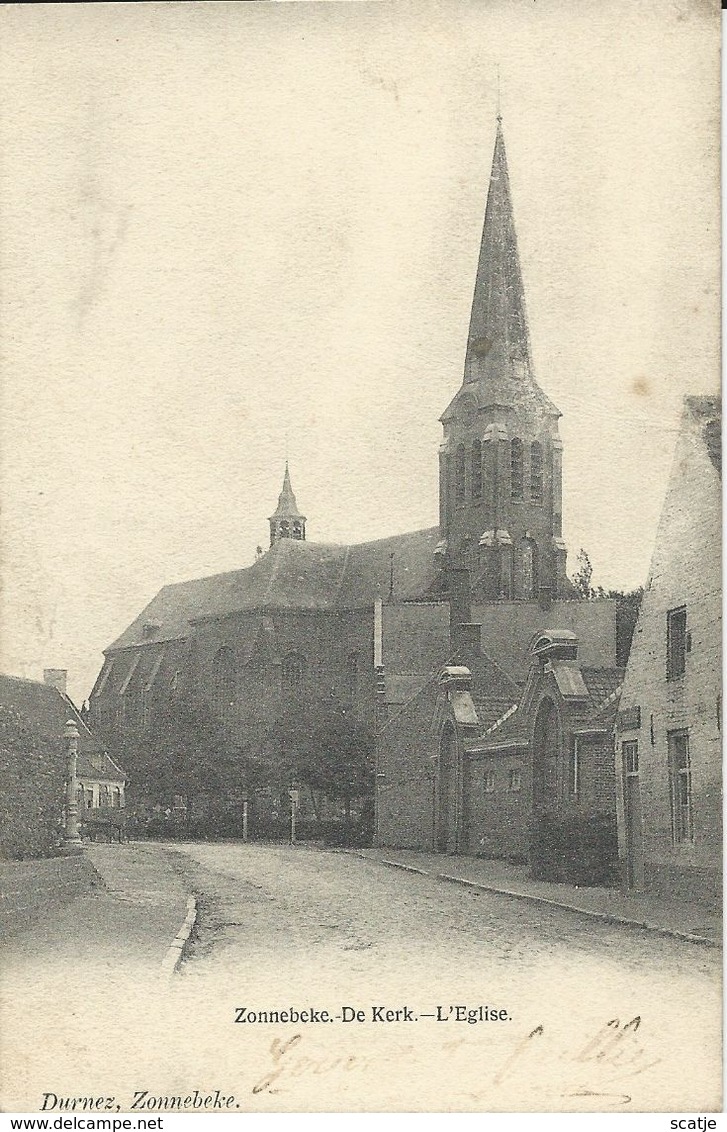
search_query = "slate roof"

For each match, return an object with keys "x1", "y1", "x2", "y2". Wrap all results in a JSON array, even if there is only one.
[
  {"x1": 106, "y1": 527, "x2": 441, "y2": 652},
  {"x1": 0, "y1": 674, "x2": 125, "y2": 782},
  {"x1": 467, "y1": 704, "x2": 527, "y2": 751},
  {"x1": 440, "y1": 120, "x2": 560, "y2": 421},
  {"x1": 581, "y1": 667, "x2": 626, "y2": 717},
  {"x1": 269, "y1": 462, "x2": 305, "y2": 520}
]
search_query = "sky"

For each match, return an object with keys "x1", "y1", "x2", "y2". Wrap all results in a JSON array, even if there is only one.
[{"x1": 0, "y1": 1, "x2": 720, "y2": 704}]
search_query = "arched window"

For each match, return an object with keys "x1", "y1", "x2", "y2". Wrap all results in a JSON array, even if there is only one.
[
  {"x1": 212, "y1": 646, "x2": 237, "y2": 725},
  {"x1": 520, "y1": 538, "x2": 539, "y2": 600},
  {"x1": 347, "y1": 652, "x2": 359, "y2": 701},
  {"x1": 100, "y1": 784, "x2": 111, "y2": 809},
  {"x1": 510, "y1": 439, "x2": 524, "y2": 501},
  {"x1": 282, "y1": 653, "x2": 306, "y2": 697},
  {"x1": 279, "y1": 520, "x2": 290, "y2": 539},
  {"x1": 455, "y1": 445, "x2": 466, "y2": 503},
  {"x1": 471, "y1": 439, "x2": 483, "y2": 500},
  {"x1": 530, "y1": 441, "x2": 544, "y2": 502},
  {"x1": 292, "y1": 521, "x2": 303, "y2": 540}
]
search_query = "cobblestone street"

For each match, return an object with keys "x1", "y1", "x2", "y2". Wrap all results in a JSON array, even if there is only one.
[{"x1": 0, "y1": 842, "x2": 721, "y2": 1112}]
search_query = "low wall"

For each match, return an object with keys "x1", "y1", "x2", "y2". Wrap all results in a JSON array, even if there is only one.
[{"x1": 0, "y1": 854, "x2": 104, "y2": 941}]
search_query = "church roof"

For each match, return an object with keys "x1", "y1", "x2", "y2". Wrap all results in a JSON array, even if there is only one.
[
  {"x1": 269, "y1": 462, "x2": 305, "y2": 520},
  {"x1": 105, "y1": 526, "x2": 440, "y2": 652}
]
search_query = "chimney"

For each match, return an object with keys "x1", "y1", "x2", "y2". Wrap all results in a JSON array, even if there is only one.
[
  {"x1": 44, "y1": 668, "x2": 68, "y2": 696},
  {"x1": 449, "y1": 568, "x2": 482, "y2": 660}
]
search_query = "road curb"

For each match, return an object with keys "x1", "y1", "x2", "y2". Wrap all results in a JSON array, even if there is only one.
[
  {"x1": 159, "y1": 895, "x2": 198, "y2": 984},
  {"x1": 362, "y1": 854, "x2": 720, "y2": 950}
]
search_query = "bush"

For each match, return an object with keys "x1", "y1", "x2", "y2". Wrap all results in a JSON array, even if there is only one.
[
  {"x1": 0, "y1": 706, "x2": 65, "y2": 860},
  {"x1": 531, "y1": 811, "x2": 618, "y2": 887}
]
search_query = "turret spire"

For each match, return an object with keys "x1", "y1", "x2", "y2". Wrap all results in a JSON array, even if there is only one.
[{"x1": 269, "y1": 462, "x2": 306, "y2": 546}]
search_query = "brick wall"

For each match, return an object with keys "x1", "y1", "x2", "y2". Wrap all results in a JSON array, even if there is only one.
[
  {"x1": 376, "y1": 682, "x2": 439, "y2": 849},
  {"x1": 464, "y1": 754, "x2": 529, "y2": 859}
]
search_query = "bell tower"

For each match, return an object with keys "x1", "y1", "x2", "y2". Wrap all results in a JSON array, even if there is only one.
[
  {"x1": 436, "y1": 118, "x2": 568, "y2": 602},
  {"x1": 269, "y1": 462, "x2": 306, "y2": 546}
]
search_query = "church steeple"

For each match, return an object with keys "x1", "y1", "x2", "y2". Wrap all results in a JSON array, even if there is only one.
[
  {"x1": 464, "y1": 117, "x2": 533, "y2": 391},
  {"x1": 269, "y1": 462, "x2": 306, "y2": 546},
  {"x1": 436, "y1": 117, "x2": 569, "y2": 603}
]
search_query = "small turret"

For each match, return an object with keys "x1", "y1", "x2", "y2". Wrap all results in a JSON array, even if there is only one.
[{"x1": 269, "y1": 462, "x2": 306, "y2": 546}]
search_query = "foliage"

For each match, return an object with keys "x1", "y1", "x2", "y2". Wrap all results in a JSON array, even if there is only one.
[
  {"x1": 569, "y1": 547, "x2": 643, "y2": 665},
  {"x1": 119, "y1": 695, "x2": 252, "y2": 814},
  {"x1": 0, "y1": 705, "x2": 65, "y2": 859},
  {"x1": 530, "y1": 811, "x2": 618, "y2": 887},
  {"x1": 570, "y1": 548, "x2": 595, "y2": 599},
  {"x1": 264, "y1": 707, "x2": 375, "y2": 828}
]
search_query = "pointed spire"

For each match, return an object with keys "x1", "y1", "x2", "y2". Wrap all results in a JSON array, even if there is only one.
[
  {"x1": 464, "y1": 119, "x2": 533, "y2": 386},
  {"x1": 269, "y1": 462, "x2": 306, "y2": 546}
]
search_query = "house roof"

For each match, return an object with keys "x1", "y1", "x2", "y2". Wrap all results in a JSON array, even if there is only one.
[
  {"x1": 0, "y1": 673, "x2": 126, "y2": 782},
  {"x1": 106, "y1": 526, "x2": 440, "y2": 652},
  {"x1": 581, "y1": 667, "x2": 626, "y2": 716},
  {"x1": 684, "y1": 394, "x2": 721, "y2": 478}
]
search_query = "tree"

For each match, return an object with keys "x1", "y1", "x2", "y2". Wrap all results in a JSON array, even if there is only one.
[
  {"x1": 296, "y1": 715, "x2": 375, "y2": 829},
  {"x1": 122, "y1": 696, "x2": 231, "y2": 819},
  {"x1": 570, "y1": 548, "x2": 595, "y2": 599}
]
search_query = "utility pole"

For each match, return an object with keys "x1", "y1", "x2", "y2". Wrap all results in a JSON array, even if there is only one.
[{"x1": 289, "y1": 784, "x2": 299, "y2": 845}]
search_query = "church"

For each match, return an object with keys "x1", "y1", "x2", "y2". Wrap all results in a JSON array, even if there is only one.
[{"x1": 89, "y1": 118, "x2": 623, "y2": 860}]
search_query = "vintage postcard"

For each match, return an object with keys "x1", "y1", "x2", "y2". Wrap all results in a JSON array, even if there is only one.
[{"x1": 0, "y1": 0, "x2": 721, "y2": 1117}]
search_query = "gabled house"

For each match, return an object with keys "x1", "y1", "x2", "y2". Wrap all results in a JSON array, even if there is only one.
[
  {"x1": 471, "y1": 630, "x2": 624, "y2": 882},
  {"x1": 614, "y1": 395, "x2": 721, "y2": 908}
]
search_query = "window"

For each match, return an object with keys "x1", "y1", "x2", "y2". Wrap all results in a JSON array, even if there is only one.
[
  {"x1": 471, "y1": 440, "x2": 483, "y2": 500},
  {"x1": 99, "y1": 785, "x2": 111, "y2": 809},
  {"x1": 668, "y1": 730, "x2": 693, "y2": 843},
  {"x1": 520, "y1": 538, "x2": 538, "y2": 600},
  {"x1": 666, "y1": 607, "x2": 687, "y2": 680},
  {"x1": 86, "y1": 787, "x2": 94, "y2": 809},
  {"x1": 530, "y1": 441, "x2": 544, "y2": 502},
  {"x1": 622, "y1": 740, "x2": 639, "y2": 776},
  {"x1": 347, "y1": 652, "x2": 359, "y2": 702},
  {"x1": 510, "y1": 439, "x2": 524, "y2": 501},
  {"x1": 568, "y1": 737, "x2": 581, "y2": 796},
  {"x1": 112, "y1": 787, "x2": 121, "y2": 809},
  {"x1": 455, "y1": 445, "x2": 466, "y2": 502},
  {"x1": 292, "y1": 521, "x2": 303, "y2": 540},
  {"x1": 212, "y1": 647, "x2": 237, "y2": 724},
  {"x1": 279, "y1": 520, "x2": 290, "y2": 538},
  {"x1": 282, "y1": 653, "x2": 306, "y2": 697},
  {"x1": 484, "y1": 770, "x2": 495, "y2": 793},
  {"x1": 509, "y1": 769, "x2": 522, "y2": 792}
]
